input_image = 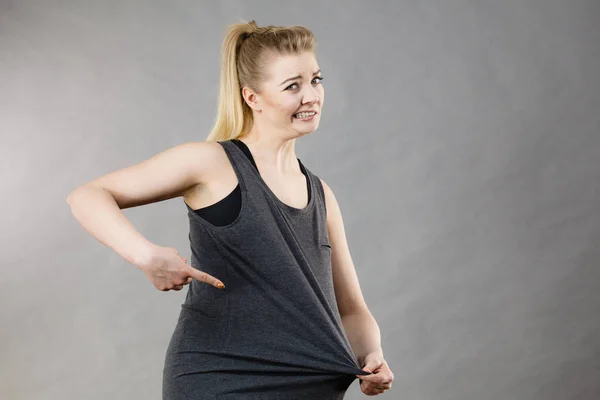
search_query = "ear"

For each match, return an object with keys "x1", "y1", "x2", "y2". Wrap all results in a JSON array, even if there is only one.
[{"x1": 241, "y1": 87, "x2": 261, "y2": 112}]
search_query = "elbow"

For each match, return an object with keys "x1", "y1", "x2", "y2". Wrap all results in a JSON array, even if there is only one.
[
  {"x1": 66, "y1": 188, "x2": 80, "y2": 204},
  {"x1": 66, "y1": 187, "x2": 85, "y2": 204},
  {"x1": 340, "y1": 305, "x2": 371, "y2": 319}
]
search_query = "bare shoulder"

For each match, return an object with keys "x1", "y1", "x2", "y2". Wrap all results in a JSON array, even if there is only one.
[
  {"x1": 319, "y1": 178, "x2": 332, "y2": 193},
  {"x1": 179, "y1": 140, "x2": 231, "y2": 175},
  {"x1": 68, "y1": 140, "x2": 231, "y2": 209},
  {"x1": 319, "y1": 178, "x2": 335, "y2": 202},
  {"x1": 319, "y1": 178, "x2": 338, "y2": 218}
]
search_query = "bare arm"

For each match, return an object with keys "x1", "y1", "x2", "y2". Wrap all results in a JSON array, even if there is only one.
[
  {"x1": 320, "y1": 178, "x2": 383, "y2": 365},
  {"x1": 67, "y1": 186, "x2": 156, "y2": 267},
  {"x1": 67, "y1": 141, "x2": 222, "y2": 269}
]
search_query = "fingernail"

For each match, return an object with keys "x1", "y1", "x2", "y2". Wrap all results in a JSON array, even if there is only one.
[{"x1": 217, "y1": 282, "x2": 225, "y2": 289}]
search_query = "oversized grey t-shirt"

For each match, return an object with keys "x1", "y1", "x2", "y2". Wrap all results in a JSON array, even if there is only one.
[{"x1": 163, "y1": 139, "x2": 371, "y2": 399}]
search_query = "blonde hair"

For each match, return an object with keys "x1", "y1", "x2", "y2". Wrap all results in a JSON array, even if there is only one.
[{"x1": 205, "y1": 20, "x2": 317, "y2": 142}]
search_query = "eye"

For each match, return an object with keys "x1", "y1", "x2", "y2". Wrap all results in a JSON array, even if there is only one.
[{"x1": 284, "y1": 76, "x2": 324, "y2": 91}]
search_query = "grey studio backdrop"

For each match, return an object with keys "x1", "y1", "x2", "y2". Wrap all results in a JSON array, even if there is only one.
[{"x1": 1, "y1": 1, "x2": 599, "y2": 399}]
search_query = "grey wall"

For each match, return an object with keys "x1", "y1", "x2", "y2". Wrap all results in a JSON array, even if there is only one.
[{"x1": 2, "y1": 1, "x2": 599, "y2": 399}]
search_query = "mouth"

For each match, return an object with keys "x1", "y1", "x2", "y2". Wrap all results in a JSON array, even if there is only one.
[{"x1": 293, "y1": 111, "x2": 318, "y2": 120}]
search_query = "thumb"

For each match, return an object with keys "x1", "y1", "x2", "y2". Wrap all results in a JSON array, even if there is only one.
[
  {"x1": 184, "y1": 265, "x2": 225, "y2": 289},
  {"x1": 357, "y1": 362, "x2": 379, "y2": 383},
  {"x1": 363, "y1": 358, "x2": 380, "y2": 373}
]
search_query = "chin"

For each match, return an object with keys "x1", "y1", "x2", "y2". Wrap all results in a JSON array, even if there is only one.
[
  {"x1": 291, "y1": 128, "x2": 316, "y2": 138},
  {"x1": 302, "y1": 124, "x2": 319, "y2": 133},
  {"x1": 294, "y1": 121, "x2": 320, "y2": 131},
  {"x1": 288, "y1": 120, "x2": 320, "y2": 136}
]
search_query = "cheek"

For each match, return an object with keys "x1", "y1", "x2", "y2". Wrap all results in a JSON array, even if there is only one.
[
  {"x1": 273, "y1": 99, "x2": 300, "y2": 119},
  {"x1": 282, "y1": 99, "x2": 300, "y2": 114}
]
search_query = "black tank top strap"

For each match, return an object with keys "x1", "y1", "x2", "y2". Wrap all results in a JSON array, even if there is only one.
[{"x1": 230, "y1": 139, "x2": 259, "y2": 171}]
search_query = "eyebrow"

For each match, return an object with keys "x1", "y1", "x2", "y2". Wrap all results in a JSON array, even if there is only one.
[{"x1": 279, "y1": 69, "x2": 322, "y2": 86}]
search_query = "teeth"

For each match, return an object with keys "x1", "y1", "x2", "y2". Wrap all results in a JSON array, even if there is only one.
[{"x1": 294, "y1": 112, "x2": 316, "y2": 118}]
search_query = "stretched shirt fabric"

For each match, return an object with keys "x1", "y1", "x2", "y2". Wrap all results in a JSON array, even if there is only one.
[{"x1": 163, "y1": 140, "x2": 371, "y2": 399}]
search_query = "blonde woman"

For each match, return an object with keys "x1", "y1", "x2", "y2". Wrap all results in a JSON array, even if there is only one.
[{"x1": 67, "y1": 20, "x2": 393, "y2": 399}]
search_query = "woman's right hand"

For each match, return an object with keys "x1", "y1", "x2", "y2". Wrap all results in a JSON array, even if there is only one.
[{"x1": 138, "y1": 245, "x2": 225, "y2": 292}]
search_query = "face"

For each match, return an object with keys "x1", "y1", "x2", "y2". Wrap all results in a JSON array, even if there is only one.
[{"x1": 243, "y1": 51, "x2": 324, "y2": 138}]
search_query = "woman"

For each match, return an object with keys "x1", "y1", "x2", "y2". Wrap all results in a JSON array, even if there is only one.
[{"x1": 67, "y1": 20, "x2": 393, "y2": 399}]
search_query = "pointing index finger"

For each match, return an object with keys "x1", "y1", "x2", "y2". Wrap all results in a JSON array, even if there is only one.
[{"x1": 184, "y1": 265, "x2": 225, "y2": 289}]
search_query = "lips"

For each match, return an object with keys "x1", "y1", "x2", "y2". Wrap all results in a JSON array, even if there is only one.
[
  {"x1": 293, "y1": 112, "x2": 317, "y2": 121},
  {"x1": 293, "y1": 111, "x2": 318, "y2": 119}
]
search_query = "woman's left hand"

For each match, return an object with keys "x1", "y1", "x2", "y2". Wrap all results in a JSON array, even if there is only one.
[{"x1": 356, "y1": 353, "x2": 394, "y2": 396}]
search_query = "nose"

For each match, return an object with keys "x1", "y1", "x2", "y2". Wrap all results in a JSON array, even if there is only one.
[{"x1": 302, "y1": 86, "x2": 320, "y2": 104}]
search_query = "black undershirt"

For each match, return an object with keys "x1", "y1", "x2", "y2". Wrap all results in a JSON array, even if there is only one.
[{"x1": 192, "y1": 139, "x2": 310, "y2": 226}]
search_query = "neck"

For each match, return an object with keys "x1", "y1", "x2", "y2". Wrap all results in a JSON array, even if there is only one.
[{"x1": 238, "y1": 128, "x2": 300, "y2": 175}]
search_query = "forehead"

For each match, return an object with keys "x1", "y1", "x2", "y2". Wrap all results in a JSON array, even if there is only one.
[{"x1": 264, "y1": 52, "x2": 319, "y2": 82}]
